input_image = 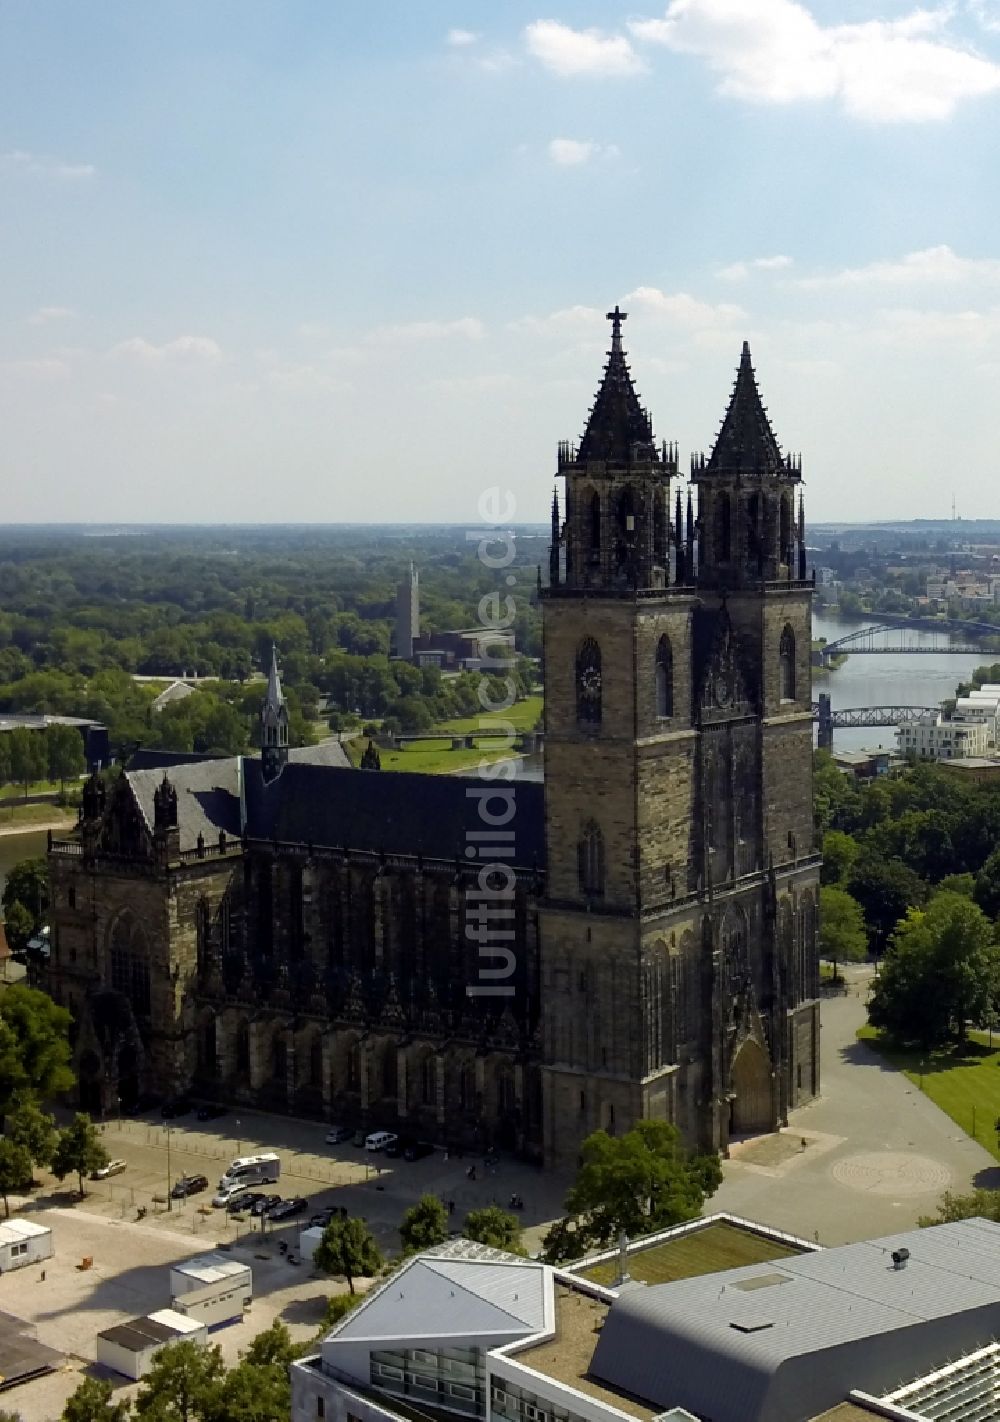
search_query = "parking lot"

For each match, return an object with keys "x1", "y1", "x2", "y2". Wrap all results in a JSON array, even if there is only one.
[{"x1": 0, "y1": 1105, "x2": 567, "y2": 1421}]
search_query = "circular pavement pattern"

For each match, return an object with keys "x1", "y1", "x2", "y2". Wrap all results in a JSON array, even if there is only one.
[{"x1": 831, "y1": 1151, "x2": 952, "y2": 1197}]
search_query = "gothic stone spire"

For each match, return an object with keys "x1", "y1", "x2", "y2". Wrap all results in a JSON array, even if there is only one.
[
  {"x1": 577, "y1": 305, "x2": 657, "y2": 464},
  {"x1": 707, "y1": 341, "x2": 784, "y2": 477}
]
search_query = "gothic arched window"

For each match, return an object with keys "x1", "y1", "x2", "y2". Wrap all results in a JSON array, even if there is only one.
[
  {"x1": 420, "y1": 1054, "x2": 437, "y2": 1107},
  {"x1": 716, "y1": 492, "x2": 732, "y2": 562},
  {"x1": 576, "y1": 637, "x2": 602, "y2": 727},
  {"x1": 497, "y1": 1066, "x2": 516, "y2": 1117},
  {"x1": 110, "y1": 916, "x2": 151, "y2": 1016},
  {"x1": 589, "y1": 491, "x2": 601, "y2": 551},
  {"x1": 347, "y1": 1041, "x2": 361, "y2": 1091},
  {"x1": 577, "y1": 821, "x2": 606, "y2": 899},
  {"x1": 459, "y1": 1060, "x2": 476, "y2": 1113},
  {"x1": 780, "y1": 495, "x2": 793, "y2": 565},
  {"x1": 236, "y1": 1020, "x2": 250, "y2": 1075},
  {"x1": 779, "y1": 624, "x2": 796, "y2": 701},
  {"x1": 656, "y1": 635, "x2": 674, "y2": 718},
  {"x1": 310, "y1": 1034, "x2": 324, "y2": 1089}
]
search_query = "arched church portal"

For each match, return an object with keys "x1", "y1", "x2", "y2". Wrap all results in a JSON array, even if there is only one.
[{"x1": 730, "y1": 1039, "x2": 773, "y2": 1136}]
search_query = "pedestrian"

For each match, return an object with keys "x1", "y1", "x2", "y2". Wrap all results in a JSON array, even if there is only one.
[{"x1": 448, "y1": 1199, "x2": 455, "y2": 1215}]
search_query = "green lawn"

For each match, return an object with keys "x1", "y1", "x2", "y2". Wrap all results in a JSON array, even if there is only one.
[
  {"x1": 434, "y1": 694, "x2": 543, "y2": 735},
  {"x1": 860, "y1": 1025, "x2": 1000, "y2": 1159},
  {"x1": 0, "y1": 801, "x2": 77, "y2": 828},
  {"x1": 580, "y1": 1221, "x2": 802, "y2": 1286},
  {"x1": 0, "y1": 778, "x2": 67, "y2": 801}
]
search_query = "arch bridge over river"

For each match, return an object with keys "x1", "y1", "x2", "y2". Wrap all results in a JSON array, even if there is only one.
[{"x1": 820, "y1": 617, "x2": 999, "y2": 663}]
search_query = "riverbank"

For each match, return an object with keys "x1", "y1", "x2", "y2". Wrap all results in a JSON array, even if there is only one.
[{"x1": 0, "y1": 812, "x2": 74, "y2": 838}]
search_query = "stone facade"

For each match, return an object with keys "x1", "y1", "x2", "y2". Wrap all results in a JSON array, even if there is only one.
[{"x1": 43, "y1": 316, "x2": 820, "y2": 1170}]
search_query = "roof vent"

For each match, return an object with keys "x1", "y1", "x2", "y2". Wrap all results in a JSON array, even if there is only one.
[
  {"x1": 730, "y1": 1319, "x2": 774, "y2": 1333},
  {"x1": 892, "y1": 1248, "x2": 910, "y2": 1271}
]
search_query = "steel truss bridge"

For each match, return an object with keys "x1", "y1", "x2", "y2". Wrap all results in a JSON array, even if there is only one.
[
  {"x1": 812, "y1": 695, "x2": 936, "y2": 750},
  {"x1": 820, "y1": 621, "x2": 993, "y2": 661}
]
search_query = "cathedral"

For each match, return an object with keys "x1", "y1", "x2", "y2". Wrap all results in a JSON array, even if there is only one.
[{"x1": 43, "y1": 311, "x2": 820, "y2": 1169}]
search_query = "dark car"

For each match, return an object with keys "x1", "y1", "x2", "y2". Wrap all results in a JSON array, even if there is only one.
[
  {"x1": 171, "y1": 1174, "x2": 210, "y2": 1199},
  {"x1": 351, "y1": 1129, "x2": 366, "y2": 1148},
  {"x1": 310, "y1": 1206, "x2": 336, "y2": 1229},
  {"x1": 196, "y1": 1103, "x2": 227, "y2": 1121},
  {"x1": 161, "y1": 1097, "x2": 193, "y2": 1119},
  {"x1": 403, "y1": 1141, "x2": 435, "y2": 1162},
  {"x1": 252, "y1": 1193, "x2": 281, "y2": 1217},
  {"x1": 383, "y1": 1137, "x2": 408, "y2": 1159},
  {"x1": 227, "y1": 1190, "x2": 264, "y2": 1214},
  {"x1": 266, "y1": 1196, "x2": 308, "y2": 1222},
  {"x1": 324, "y1": 1125, "x2": 353, "y2": 1144}
]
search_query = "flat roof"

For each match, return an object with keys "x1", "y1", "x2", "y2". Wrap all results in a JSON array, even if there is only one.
[
  {"x1": 0, "y1": 1218, "x2": 50, "y2": 1244},
  {"x1": 171, "y1": 1253, "x2": 250, "y2": 1285},
  {"x1": 99, "y1": 1314, "x2": 190, "y2": 1351}
]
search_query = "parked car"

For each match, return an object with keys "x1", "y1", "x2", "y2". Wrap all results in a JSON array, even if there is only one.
[
  {"x1": 325, "y1": 1125, "x2": 352, "y2": 1144},
  {"x1": 310, "y1": 1206, "x2": 336, "y2": 1229},
  {"x1": 252, "y1": 1193, "x2": 281, "y2": 1217},
  {"x1": 351, "y1": 1129, "x2": 367, "y2": 1147},
  {"x1": 266, "y1": 1196, "x2": 308, "y2": 1222},
  {"x1": 171, "y1": 1174, "x2": 209, "y2": 1199},
  {"x1": 212, "y1": 1181, "x2": 252, "y2": 1208},
  {"x1": 92, "y1": 1158, "x2": 127, "y2": 1180},
  {"x1": 365, "y1": 1131, "x2": 398, "y2": 1153},
  {"x1": 227, "y1": 1190, "x2": 264, "y2": 1215},
  {"x1": 196, "y1": 1103, "x2": 227, "y2": 1121},
  {"x1": 161, "y1": 1097, "x2": 193, "y2": 1119},
  {"x1": 404, "y1": 1141, "x2": 435, "y2": 1162},
  {"x1": 383, "y1": 1137, "x2": 408, "y2": 1159}
]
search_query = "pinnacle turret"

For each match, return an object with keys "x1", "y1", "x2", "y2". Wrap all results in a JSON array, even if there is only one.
[
  {"x1": 706, "y1": 341, "x2": 785, "y2": 477},
  {"x1": 576, "y1": 306, "x2": 657, "y2": 464}
]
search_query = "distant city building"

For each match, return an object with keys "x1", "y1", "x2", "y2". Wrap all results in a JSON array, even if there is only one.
[
  {"x1": 0, "y1": 713, "x2": 109, "y2": 772},
  {"x1": 150, "y1": 680, "x2": 196, "y2": 714},
  {"x1": 395, "y1": 563, "x2": 420, "y2": 660},
  {"x1": 897, "y1": 710, "x2": 993, "y2": 761},
  {"x1": 412, "y1": 626, "x2": 516, "y2": 671},
  {"x1": 292, "y1": 1218, "x2": 1000, "y2": 1422}
]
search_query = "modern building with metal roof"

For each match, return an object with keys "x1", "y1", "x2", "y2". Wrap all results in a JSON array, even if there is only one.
[{"x1": 290, "y1": 1218, "x2": 1000, "y2": 1422}]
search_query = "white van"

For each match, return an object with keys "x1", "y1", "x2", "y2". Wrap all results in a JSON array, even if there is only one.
[
  {"x1": 218, "y1": 1152, "x2": 280, "y2": 1188},
  {"x1": 365, "y1": 1131, "x2": 398, "y2": 1153}
]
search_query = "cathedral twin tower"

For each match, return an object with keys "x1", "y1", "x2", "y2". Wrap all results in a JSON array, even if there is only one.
[{"x1": 538, "y1": 308, "x2": 819, "y2": 1162}]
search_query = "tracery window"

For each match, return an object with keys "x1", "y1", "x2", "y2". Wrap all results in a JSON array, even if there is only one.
[
  {"x1": 779, "y1": 624, "x2": 796, "y2": 702},
  {"x1": 577, "y1": 821, "x2": 606, "y2": 899},
  {"x1": 109, "y1": 916, "x2": 150, "y2": 1015},
  {"x1": 576, "y1": 637, "x2": 602, "y2": 727},
  {"x1": 656, "y1": 635, "x2": 674, "y2": 718}
]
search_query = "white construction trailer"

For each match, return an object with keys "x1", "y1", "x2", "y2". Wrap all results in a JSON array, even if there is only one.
[
  {"x1": 169, "y1": 1253, "x2": 252, "y2": 1329},
  {"x1": 0, "y1": 1218, "x2": 52, "y2": 1273},
  {"x1": 96, "y1": 1310, "x2": 207, "y2": 1380},
  {"x1": 299, "y1": 1226, "x2": 324, "y2": 1263}
]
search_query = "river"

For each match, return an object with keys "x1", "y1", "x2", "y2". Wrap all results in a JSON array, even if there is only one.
[{"x1": 813, "y1": 612, "x2": 990, "y2": 753}]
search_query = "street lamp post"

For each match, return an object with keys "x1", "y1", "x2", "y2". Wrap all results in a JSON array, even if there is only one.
[
  {"x1": 165, "y1": 1125, "x2": 173, "y2": 1211},
  {"x1": 235, "y1": 1120, "x2": 241, "y2": 1157}
]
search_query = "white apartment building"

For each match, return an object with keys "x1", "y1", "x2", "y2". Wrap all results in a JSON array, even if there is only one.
[{"x1": 897, "y1": 711, "x2": 993, "y2": 761}]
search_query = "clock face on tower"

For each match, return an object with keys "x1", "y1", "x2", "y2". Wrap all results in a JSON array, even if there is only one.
[{"x1": 580, "y1": 665, "x2": 602, "y2": 700}]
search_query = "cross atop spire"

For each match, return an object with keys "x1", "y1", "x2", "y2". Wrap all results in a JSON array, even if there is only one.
[{"x1": 606, "y1": 305, "x2": 627, "y2": 353}]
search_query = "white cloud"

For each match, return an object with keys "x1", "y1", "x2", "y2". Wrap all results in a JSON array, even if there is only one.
[
  {"x1": 0, "y1": 149, "x2": 96, "y2": 179},
  {"x1": 547, "y1": 137, "x2": 620, "y2": 165},
  {"x1": 446, "y1": 28, "x2": 478, "y2": 46},
  {"x1": 27, "y1": 305, "x2": 76, "y2": 325},
  {"x1": 364, "y1": 317, "x2": 485, "y2": 345},
  {"x1": 797, "y1": 244, "x2": 1000, "y2": 288},
  {"x1": 0, "y1": 358, "x2": 70, "y2": 379},
  {"x1": 110, "y1": 335, "x2": 223, "y2": 363},
  {"x1": 524, "y1": 19, "x2": 646, "y2": 76},
  {"x1": 717, "y1": 254, "x2": 793, "y2": 280},
  {"x1": 624, "y1": 285, "x2": 746, "y2": 328},
  {"x1": 630, "y1": 0, "x2": 1000, "y2": 121},
  {"x1": 508, "y1": 304, "x2": 603, "y2": 335},
  {"x1": 970, "y1": 1, "x2": 1000, "y2": 34}
]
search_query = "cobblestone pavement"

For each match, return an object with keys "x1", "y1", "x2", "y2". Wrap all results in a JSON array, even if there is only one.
[{"x1": 710, "y1": 965, "x2": 997, "y2": 1245}]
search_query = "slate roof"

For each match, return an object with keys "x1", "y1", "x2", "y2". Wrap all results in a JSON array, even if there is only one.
[
  {"x1": 577, "y1": 310, "x2": 657, "y2": 464},
  {"x1": 243, "y1": 759, "x2": 545, "y2": 868},
  {"x1": 706, "y1": 341, "x2": 785, "y2": 476},
  {"x1": 590, "y1": 1219, "x2": 1000, "y2": 1422},
  {"x1": 126, "y1": 757, "x2": 242, "y2": 852}
]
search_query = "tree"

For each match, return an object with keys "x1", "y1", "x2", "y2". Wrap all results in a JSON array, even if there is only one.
[
  {"x1": 918, "y1": 1188, "x2": 1000, "y2": 1227},
  {"x1": 820, "y1": 830, "x2": 859, "y2": 887},
  {"x1": 51, "y1": 1113, "x2": 108, "y2": 1198},
  {"x1": 399, "y1": 1194, "x2": 449, "y2": 1255},
  {"x1": 0, "y1": 1137, "x2": 32, "y2": 1217},
  {"x1": 313, "y1": 1215, "x2": 384, "y2": 1293},
  {"x1": 6, "y1": 1095, "x2": 56, "y2": 1170},
  {"x1": 7, "y1": 728, "x2": 48, "y2": 798},
  {"x1": 819, "y1": 886, "x2": 867, "y2": 980},
  {"x1": 316, "y1": 1292, "x2": 362, "y2": 1336},
  {"x1": 974, "y1": 846, "x2": 1000, "y2": 921},
  {"x1": 0, "y1": 983, "x2": 74, "y2": 1113},
  {"x1": 2, "y1": 901, "x2": 34, "y2": 956},
  {"x1": 46, "y1": 724, "x2": 86, "y2": 790},
  {"x1": 545, "y1": 1120, "x2": 722, "y2": 1259},
  {"x1": 211, "y1": 1322, "x2": 298, "y2": 1422},
  {"x1": 869, "y1": 893, "x2": 1000, "y2": 1048},
  {"x1": 463, "y1": 1206, "x2": 524, "y2": 1255},
  {"x1": 62, "y1": 1375, "x2": 131, "y2": 1422},
  {"x1": 2, "y1": 857, "x2": 48, "y2": 945},
  {"x1": 847, "y1": 855, "x2": 926, "y2": 954},
  {"x1": 134, "y1": 1340, "x2": 225, "y2": 1422}
]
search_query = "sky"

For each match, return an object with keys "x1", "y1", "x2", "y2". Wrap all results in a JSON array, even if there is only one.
[{"x1": 2, "y1": 1, "x2": 1000, "y2": 525}]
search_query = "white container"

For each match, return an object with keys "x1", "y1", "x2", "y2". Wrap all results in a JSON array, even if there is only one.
[
  {"x1": 299, "y1": 1225, "x2": 324, "y2": 1263},
  {"x1": 170, "y1": 1253, "x2": 252, "y2": 1328},
  {"x1": 0, "y1": 1218, "x2": 52, "y2": 1273},
  {"x1": 96, "y1": 1310, "x2": 207, "y2": 1380}
]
